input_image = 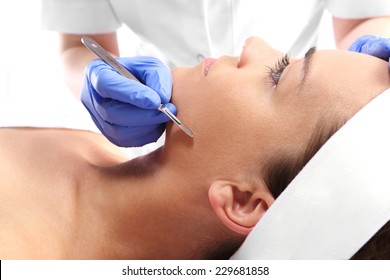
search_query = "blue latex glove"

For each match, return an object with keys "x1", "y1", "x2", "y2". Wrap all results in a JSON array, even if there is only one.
[
  {"x1": 348, "y1": 35, "x2": 390, "y2": 62},
  {"x1": 81, "y1": 56, "x2": 176, "y2": 147}
]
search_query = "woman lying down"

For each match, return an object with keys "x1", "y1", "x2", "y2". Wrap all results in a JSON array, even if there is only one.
[{"x1": 1, "y1": 36, "x2": 390, "y2": 259}]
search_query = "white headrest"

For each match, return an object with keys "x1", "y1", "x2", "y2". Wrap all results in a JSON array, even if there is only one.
[{"x1": 232, "y1": 88, "x2": 390, "y2": 259}]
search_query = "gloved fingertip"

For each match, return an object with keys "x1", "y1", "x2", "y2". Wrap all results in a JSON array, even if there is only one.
[
  {"x1": 158, "y1": 89, "x2": 172, "y2": 104},
  {"x1": 134, "y1": 87, "x2": 163, "y2": 109},
  {"x1": 348, "y1": 39, "x2": 363, "y2": 52},
  {"x1": 163, "y1": 103, "x2": 177, "y2": 115},
  {"x1": 348, "y1": 35, "x2": 377, "y2": 53},
  {"x1": 142, "y1": 98, "x2": 159, "y2": 109},
  {"x1": 159, "y1": 76, "x2": 173, "y2": 104}
]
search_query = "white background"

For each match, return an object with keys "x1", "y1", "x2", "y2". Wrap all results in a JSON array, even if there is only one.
[{"x1": 2, "y1": 260, "x2": 390, "y2": 280}]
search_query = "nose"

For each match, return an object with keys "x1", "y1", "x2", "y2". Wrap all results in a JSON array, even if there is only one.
[{"x1": 238, "y1": 36, "x2": 283, "y2": 67}]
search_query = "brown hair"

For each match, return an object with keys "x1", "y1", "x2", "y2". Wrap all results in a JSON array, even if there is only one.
[
  {"x1": 351, "y1": 220, "x2": 390, "y2": 259},
  {"x1": 263, "y1": 118, "x2": 343, "y2": 199}
]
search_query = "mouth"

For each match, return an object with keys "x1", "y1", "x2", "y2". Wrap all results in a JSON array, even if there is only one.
[{"x1": 203, "y1": 57, "x2": 217, "y2": 76}]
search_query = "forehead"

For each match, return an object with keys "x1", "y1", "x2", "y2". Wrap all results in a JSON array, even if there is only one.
[
  {"x1": 302, "y1": 50, "x2": 377, "y2": 96},
  {"x1": 298, "y1": 49, "x2": 390, "y2": 120}
]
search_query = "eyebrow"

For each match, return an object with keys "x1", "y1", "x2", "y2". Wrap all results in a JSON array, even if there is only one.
[{"x1": 300, "y1": 46, "x2": 316, "y2": 87}]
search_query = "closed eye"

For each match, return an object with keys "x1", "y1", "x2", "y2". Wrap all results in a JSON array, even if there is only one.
[{"x1": 267, "y1": 53, "x2": 290, "y2": 87}]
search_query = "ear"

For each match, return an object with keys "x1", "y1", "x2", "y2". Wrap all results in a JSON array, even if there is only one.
[{"x1": 208, "y1": 180, "x2": 275, "y2": 236}]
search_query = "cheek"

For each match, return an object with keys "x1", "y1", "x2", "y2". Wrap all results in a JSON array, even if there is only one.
[
  {"x1": 191, "y1": 79, "x2": 251, "y2": 132},
  {"x1": 196, "y1": 81, "x2": 271, "y2": 153},
  {"x1": 171, "y1": 67, "x2": 197, "y2": 106},
  {"x1": 171, "y1": 68, "x2": 273, "y2": 149}
]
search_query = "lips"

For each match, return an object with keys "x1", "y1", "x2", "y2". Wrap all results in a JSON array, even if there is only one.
[{"x1": 203, "y1": 58, "x2": 217, "y2": 76}]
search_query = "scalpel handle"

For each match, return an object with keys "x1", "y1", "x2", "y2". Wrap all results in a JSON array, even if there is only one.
[{"x1": 81, "y1": 36, "x2": 139, "y2": 81}]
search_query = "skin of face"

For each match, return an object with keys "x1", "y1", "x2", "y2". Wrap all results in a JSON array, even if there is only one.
[{"x1": 166, "y1": 36, "x2": 390, "y2": 182}]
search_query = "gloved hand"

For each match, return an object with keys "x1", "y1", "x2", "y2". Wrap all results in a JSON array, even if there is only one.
[
  {"x1": 348, "y1": 35, "x2": 390, "y2": 61},
  {"x1": 81, "y1": 56, "x2": 176, "y2": 147}
]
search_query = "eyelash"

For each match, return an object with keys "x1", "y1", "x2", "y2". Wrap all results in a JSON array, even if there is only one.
[{"x1": 267, "y1": 54, "x2": 290, "y2": 87}]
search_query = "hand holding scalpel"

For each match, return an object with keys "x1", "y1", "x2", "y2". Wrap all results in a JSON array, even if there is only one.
[{"x1": 81, "y1": 36, "x2": 193, "y2": 138}]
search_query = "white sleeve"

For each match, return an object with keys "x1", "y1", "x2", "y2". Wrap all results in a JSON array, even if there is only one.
[
  {"x1": 325, "y1": 0, "x2": 390, "y2": 18},
  {"x1": 41, "y1": 0, "x2": 121, "y2": 34}
]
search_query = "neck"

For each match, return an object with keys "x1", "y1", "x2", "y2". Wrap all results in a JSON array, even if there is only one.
[{"x1": 71, "y1": 147, "x2": 220, "y2": 259}]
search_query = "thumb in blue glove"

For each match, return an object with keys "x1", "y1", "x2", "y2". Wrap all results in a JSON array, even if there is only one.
[
  {"x1": 348, "y1": 35, "x2": 390, "y2": 61},
  {"x1": 81, "y1": 56, "x2": 177, "y2": 147}
]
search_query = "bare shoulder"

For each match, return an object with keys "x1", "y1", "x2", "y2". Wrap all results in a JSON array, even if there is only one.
[
  {"x1": 0, "y1": 127, "x2": 127, "y2": 259},
  {"x1": 0, "y1": 127, "x2": 127, "y2": 192},
  {"x1": 0, "y1": 127, "x2": 126, "y2": 167}
]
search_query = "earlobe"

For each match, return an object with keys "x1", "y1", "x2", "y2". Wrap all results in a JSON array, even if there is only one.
[{"x1": 209, "y1": 180, "x2": 274, "y2": 236}]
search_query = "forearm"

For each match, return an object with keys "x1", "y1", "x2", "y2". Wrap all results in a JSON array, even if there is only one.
[
  {"x1": 334, "y1": 16, "x2": 390, "y2": 50},
  {"x1": 60, "y1": 47, "x2": 96, "y2": 99},
  {"x1": 59, "y1": 33, "x2": 119, "y2": 99}
]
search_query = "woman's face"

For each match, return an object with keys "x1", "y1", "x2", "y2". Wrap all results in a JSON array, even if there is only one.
[{"x1": 167, "y1": 37, "x2": 389, "y2": 175}]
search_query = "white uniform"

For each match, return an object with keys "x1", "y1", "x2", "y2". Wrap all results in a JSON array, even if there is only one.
[{"x1": 41, "y1": 0, "x2": 390, "y2": 66}]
